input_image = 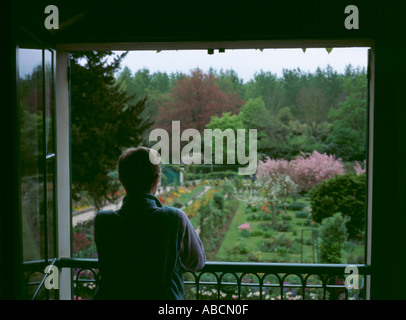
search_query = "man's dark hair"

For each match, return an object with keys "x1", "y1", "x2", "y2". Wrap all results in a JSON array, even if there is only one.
[{"x1": 118, "y1": 147, "x2": 161, "y2": 193}]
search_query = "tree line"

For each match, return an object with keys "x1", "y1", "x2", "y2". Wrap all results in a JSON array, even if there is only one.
[{"x1": 117, "y1": 63, "x2": 367, "y2": 162}]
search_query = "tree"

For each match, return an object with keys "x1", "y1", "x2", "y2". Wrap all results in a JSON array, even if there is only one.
[
  {"x1": 326, "y1": 65, "x2": 367, "y2": 161},
  {"x1": 258, "y1": 150, "x2": 345, "y2": 193},
  {"x1": 205, "y1": 112, "x2": 245, "y2": 164},
  {"x1": 206, "y1": 112, "x2": 244, "y2": 132},
  {"x1": 310, "y1": 173, "x2": 366, "y2": 240},
  {"x1": 319, "y1": 212, "x2": 349, "y2": 263},
  {"x1": 210, "y1": 68, "x2": 245, "y2": 98},
  {"x1": 244, "y1": 70, "x2": 285, "y2": 115},
  {"x1": 290, "y1": 150, "x2": 345, "y2": 192},
  {"x1": 155, "y1": 68, "x2": 244, "y2": 133},
  {"x1": 70, "y1": 51, "x2": 152, "y2": 211},
  {"x1": 295, "y1": 86, "x2": 330, "y2": 124},
  {"x1": 117, "y1": 67, "x2": 172, "y2": 144},
  {"x1": 276, "y1": 106, "x2": 293, "y2": 125},
  {"x1": 281, "y1": 68, "x2": 308, "y2": 113},
  {"x1": 239, "y1": 98, "x2": 273, "y2": 153}
]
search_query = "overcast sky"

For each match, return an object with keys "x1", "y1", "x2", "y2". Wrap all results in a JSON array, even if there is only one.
[
  {"x1": 18, "y1": 47, "x2": 369, "y2": 81},
  {"x1": 117, "y1": 47, "x2": 369, "y2": 82}
]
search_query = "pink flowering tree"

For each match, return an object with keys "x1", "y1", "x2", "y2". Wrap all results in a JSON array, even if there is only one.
[
  {"x1": 257, "y1": 151, "x2": 345, "y2": 193},
  {"x1": 290, "y1": 151, "x2": 346, "y2": 192},
  {"x1": 256, "y1": 158, "x2": 292, "y2": 178},
  {"x1": 354, "y1": 160, "x2": 366, "y2": 176}
]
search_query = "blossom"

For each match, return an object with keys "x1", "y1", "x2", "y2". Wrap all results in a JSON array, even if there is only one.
[
  {"x1": 238, "y1": 223, "x2": 250, "y2": 231},
  {"x1": 257, "y1": 150, "x2": 345, "y2": 192},
  {"x1": 261, "y1": 206, "x2": 270, "y2": 213},
  {"x1": 72, "y1": 232, "x2": 92, "y2": 253},
  {"x1": 354, "y1": 160, "x2": 366, "y2": 175}
]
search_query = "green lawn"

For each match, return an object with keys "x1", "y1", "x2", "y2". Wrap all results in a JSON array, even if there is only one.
[{"x1": 215, "y1": 195, "x2": 364, "y2": 264}]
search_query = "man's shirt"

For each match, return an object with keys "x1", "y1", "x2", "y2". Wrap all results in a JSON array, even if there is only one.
[{"x1": 94, "y1": 193, "x2": 205, "y2": 300}]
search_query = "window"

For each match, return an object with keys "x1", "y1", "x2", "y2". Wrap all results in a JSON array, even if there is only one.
[
  {"x1": 18, "y1": 29, "x2": 57, "y2": 299},
  {"x1": 70, "y1": 47, "x2": 370, "y2": 267}
]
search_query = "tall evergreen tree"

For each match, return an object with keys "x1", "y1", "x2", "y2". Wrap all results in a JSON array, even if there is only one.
[{"x1": 70, "y1": 51, "x2": 152, "y2": 211}]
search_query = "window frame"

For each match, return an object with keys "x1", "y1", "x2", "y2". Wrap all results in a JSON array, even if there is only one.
[
  {"x1": 56, "y1": 39, "x2": 375, "y2": 299},
  {"x1": 17, "y1": 27, "x2": 58, "y2": 299}
]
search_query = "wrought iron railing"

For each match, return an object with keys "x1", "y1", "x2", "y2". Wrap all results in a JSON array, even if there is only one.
[
  {"x1": 57, "y1": 258, "x2": 370, "y2": 300},
  {"x1": 23, "y1": 258, "x2": 59, "y2": 300}
]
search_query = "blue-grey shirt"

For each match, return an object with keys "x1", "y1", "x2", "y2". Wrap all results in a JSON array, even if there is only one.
[{"x1": 94, "y1": 193, "x2": 205, "y2": 300}]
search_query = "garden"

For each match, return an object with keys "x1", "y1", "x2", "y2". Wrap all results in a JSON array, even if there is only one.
[{"x1": 72, "y1": 150, "x2": 367, "y2": 300}]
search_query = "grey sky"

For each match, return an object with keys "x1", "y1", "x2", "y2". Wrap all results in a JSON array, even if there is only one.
[
  {"x1": 118, "y1": 47, "x2": 369, "y2": 82},
  {"x1": 18, "y1": 47, "x2": 369, "y2": 81}
]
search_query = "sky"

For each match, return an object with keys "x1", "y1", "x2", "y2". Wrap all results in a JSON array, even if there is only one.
[
  {"x1": 18, "y1": 47, "x2": 369, "y2": 81},
  {"x1": 117, "y1": 47, "x2": 369, "y2": 82}
]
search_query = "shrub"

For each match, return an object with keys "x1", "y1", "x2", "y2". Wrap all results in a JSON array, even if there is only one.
[
  {"x1": 247, "y1": 214, "x2": 260, "y2": 221},
  {"x1": 249, "y1": 230, "x2": 263, "y2": 236},
  {"x1": 228, "y1": 241, "x2": 249, "y2": 255},
  {"x1": 295, "y1": 211, "x2": 310, "y2": 218},
  {"x1": 260, "y1": 235, "x2": 292, "y2": 253},
  {"x1": 274, "y1": 222, "x2": 290, "y2": 232},
  {"x1": 281, "y1": 214, "x2": 292, "y2": 221},
  {"x1": 262, "y1": 230, "x2": 274, "y2": 238},
  {"x1": 319, "y1": 212, "x2": 349, "y2": 263},
  {"x1": 248, "y1": 251, "x2": 262, "y2": 262},
  {"x1": 310, "y1": 173, "x2": 366, "y2": 240},
  {"x1": 258, "y1": 222, "x2": 273, "y2": 231},
  {"x1": 288, "y1": 202, "x2": 308, "y2": 211},
  {"x1": 275, "y1": 246, "x2": 289, "y2": 256},
  {"x1": 213, "y1": 192, "x2": 225, "y2": 210},
  {"x1": 239, "y1": 229, "x2": 250, "y2": 238}
]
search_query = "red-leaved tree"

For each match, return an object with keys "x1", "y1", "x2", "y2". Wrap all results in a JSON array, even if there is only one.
[{"x1": 155, "y1": 69, "x2": 244, "y2": 133}]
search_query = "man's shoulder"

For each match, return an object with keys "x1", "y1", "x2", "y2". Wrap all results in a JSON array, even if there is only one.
[
  {"x1": 95, "y1": 210, "x2": 120, "y2": 223},
  {"x1": 155, "y1": 205, "x2": 182, "y2": 218}
]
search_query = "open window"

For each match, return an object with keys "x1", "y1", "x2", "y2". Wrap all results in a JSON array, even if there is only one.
[
  {"x1": 64, "y1": 43, "x2": 374, "y2": 300},
  {"x1": 17, "y1": 28, "x2": 58, "y2": 299}
]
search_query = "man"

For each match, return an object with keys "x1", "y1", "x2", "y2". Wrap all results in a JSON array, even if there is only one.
[{"x1": 94, "y1": 147, "x2": 206, "y2": 300}]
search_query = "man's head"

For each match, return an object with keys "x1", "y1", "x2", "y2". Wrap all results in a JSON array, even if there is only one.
[{"x1": 118, "y1": 147, "x2": 161, "y2": 195}]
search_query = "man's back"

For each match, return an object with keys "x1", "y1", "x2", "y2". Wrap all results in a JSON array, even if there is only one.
[{"x1": 94, "y1": 193, "x2": 187, "y2": 300}]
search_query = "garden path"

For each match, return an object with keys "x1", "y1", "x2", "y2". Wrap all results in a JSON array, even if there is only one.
[{"x1": 72, "y1": 181, "x2": 208, "y2": 227}]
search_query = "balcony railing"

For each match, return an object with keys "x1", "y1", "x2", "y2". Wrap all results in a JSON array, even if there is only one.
[{"x1": 24, "y1": 258, "x2": 372, "y2": 300}]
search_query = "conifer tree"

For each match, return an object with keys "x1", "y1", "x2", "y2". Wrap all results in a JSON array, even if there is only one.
[{"x1": 70, "y1": 51, "x2": 152, "y2": 211}]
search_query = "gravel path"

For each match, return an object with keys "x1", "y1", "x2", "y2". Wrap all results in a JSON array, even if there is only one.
[{"x1": 72, "y1": 183, "x2": 210, "y2": 227}]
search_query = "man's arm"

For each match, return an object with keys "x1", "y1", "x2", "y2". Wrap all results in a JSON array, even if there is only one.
[{"x1": 177, "y1": 209, "x2": 206, "y2": 271}]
